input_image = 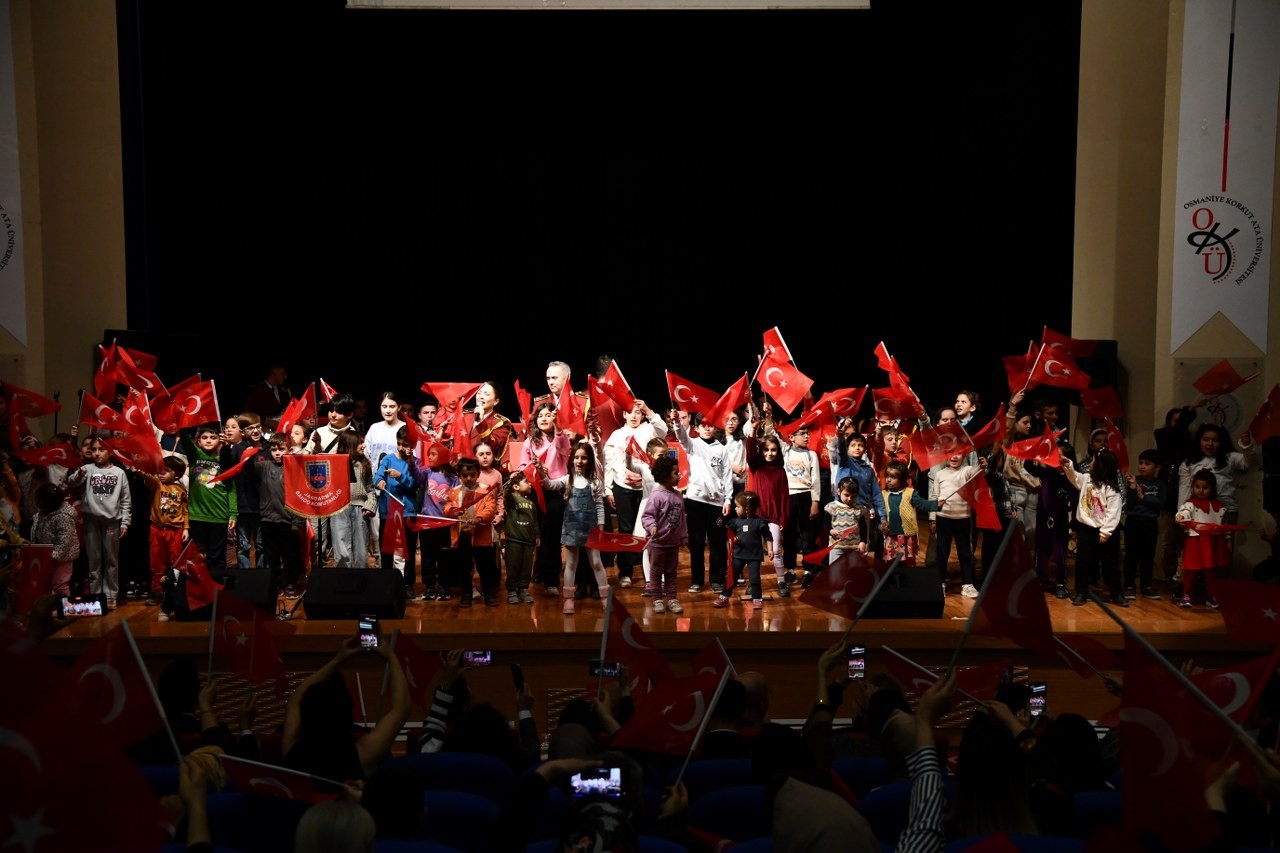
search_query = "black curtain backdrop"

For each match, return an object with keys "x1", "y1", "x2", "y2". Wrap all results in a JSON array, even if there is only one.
[{"x1": 115, "y1": 0, "x2": 1082, "y2": 422}]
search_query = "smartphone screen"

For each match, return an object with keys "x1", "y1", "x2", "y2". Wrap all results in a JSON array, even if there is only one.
[
  {"x1": 847, "y1": 645, "x2": 866, "y2": 680},
  {"x1": 569, "y1": 766, "x2": 624, "y2": 798},
  {"x1": 589, "y1": 659, "x2": 622, "y2": 678},
  {"x1": 463, "y1": 649, "x2": 492, "y2": 667},
  {"x1": 60, "y1": 597, "x2": 104, "y2": 617},
  {"x1": 1029, "y1": 682, "x2": 1047, "y2": 717},
  {"x1": 357, "y1": 616, "x2": 379, "y2": 652}
]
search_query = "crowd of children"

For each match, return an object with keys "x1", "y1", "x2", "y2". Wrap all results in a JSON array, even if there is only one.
[{"x1": 0, "y1": 359, "x2": 1271, "y2": 621}]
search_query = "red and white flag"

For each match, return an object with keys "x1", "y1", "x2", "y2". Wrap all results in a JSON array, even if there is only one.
[
  {"x1": 95, "y1": 340, "x2": 121, "y2": 399},
  {"x1": 757, "y1": 353, "x2": 812, "y2": 415},
  {"x1": 605, "y1": 597, "x2": 676, "y2": 685},
  {"x1": 381, "y1": 493, "x2": 408, "y2": 559},
  {"x1": 1028, "y1": 344, "x2": 1091, "y2": 391},
  {"x1": 12, "y1": 441, "x2": 77, "y2": 469},
  {"x1": 406, "y1": 515, "x2": 458, "y2": 531},
  {"x1": 171, "y1": 379, "x2": 219, "y2": 428},
  {"x1": 388, "y1": 631, "x2": 443, "y2": 711},
  {"x1": 665, "y1": 370, "x2": 717, "y2": 417},
  {"x1": 1189, "y1": 650, "x2": 1280, "y2": 728},
  {"x1": 209, "y1": 445, "x2": 260, "y2": 485},
  {"x1": 705, "y1": 375, "x2": 752, "y2": 430},
  {"x1": 956, "y1": 472, "x2": 1002, "y2": 531},
  {"x1": 120, "y1": 388, "x2": 156, "y2": 434},
  {"x1": 78, "y1": 391, "x2": 125, "y2": 431},
  {"x1": 1081, "y1": 385, "x2": 1124, "y2": 420},
  {"x1": 873, "y1": 341, "x2": 911, "y2": 389},
  {"x1": 968, "y1": 403, "x2": 1007, "y2": 451},
  {"x1": 690, "y1": 639, "x2": 735, "y2": 681},
  {"x1": 317, "y1": 377, "x2": 339, "y2": 403},
  {"x1": 762, "y1": 326, "x2": 794, "y2": 363},
  {"x1": 972, "y1": 532, "x2": 1054, "y2": 655},
  {"x1": 610, "y1": 672, "x2": 720, "y2": 756},
  {"x1": 585, "y1": 529, "x2": 649, "y2": 553},
  {"x1": 909, "y1": 420, "x2": 975, "y2": 469},
  {"x1": 812, "y1": 386, "x2": 868, "y2": 418},
  {"x1": 1104, "y1": 418, "x2": 1130, "y2": 473},
  {"x1": 214, "y1": 590, "x2": 294, "y2": 699},
  {"x1": 872, "y1": 386, "x2": 925, "y2": 422},
  {"x1": 1192, "y1": 358, "x2": 1259, "y2": 397},
  {"x1": 3, "y1": 381, "x2": 60, "y2": 417},
  {"x1": 298, "y1": 382, "x2": 319, "y2": 426},
  {"x1": 1212, "y1": 579, "x2": 1280, "y2": 645},
  {"x1": 1003, "y1": 342, "x2": 1038, "y2": 394},
  {"x1": 665, "y1": 433, "x2": 691, "y2": 491},
  {"x1": 598, "y1": 359, "x2": 636, "y2": 413},
  {"x1": 101, "y1": 430, "x2": 166, "y2": 475},
  {"x1": 1005, "y1": 424, "x2": 1061, "y2": 467},
  {"x1": 283, "y1": 454, "x2": 351, "y2": 520},
  {"x1": 1041, "y1": 326, "x2": 1097, "y2": 359},
  {"x1": 178, "y1": 543, "x2": 223, "y2": 610},
  {"x1": 556, "y1": 380, "x2": 587, "y2": 436},
  {"x1": 419, "y1": 381, "x2": 482, "y2": 415},
  {"x1": 520, "y1": 462, "x2": 548, "y2": 514},
  {"x1": 797, "y1": 550, "x2": 883, "y2": 621},
  {"x1": 220, "y1": 755, "x2": 338, "y2": 803},
  {"x1": 15, "y1": 545, "x2": 54, "y2": 617},
  {"x1": 1053, "y1": 634, "x2": 1119, "y2": 680}
]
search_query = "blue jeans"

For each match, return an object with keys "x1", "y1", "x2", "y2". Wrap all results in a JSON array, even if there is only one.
[{"x1": 237, "y1": 514, "x2": 263, "y2": 568}]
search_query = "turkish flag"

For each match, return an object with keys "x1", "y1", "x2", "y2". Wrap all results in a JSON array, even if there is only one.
[
  {"x1": 101, "y1": 430, "x2": 166, "y2": 475},
  {"x1": 610, "y1": 672, "x2": 720, "y2": 755},
  {"x1": 606, "y1": 597, "x2": 676, "y2": 686},
  {"x1": 420, "y1": 381, "x2": 482, "y2": 413},
  {"x1": 111, "y1": 346, "x2": 165, "y2": 397},
  {"x1": 171, "y1": 379, "x2": 219, "y2": 428},
  {"x1": 1003, "y1": 342, "x2": 1038, "y2": 394},
  {"x1": 214, "y1": 589, "x2": 294, "y2": 699},
  {"x1": 15, "y1": 545, "x2": 54, "y2": 617},
  {"x1": 78, "y1": 391, "x2": 124, "y2": 431},
  {"x1": 298, "y1": 382, "x2": 318, "y2": 425},
  {"x1": 556, "y1": 381, "x2": 587, "y2": 436},
  {"x1": 1246, "y1": 384, "x2": 1280, "y2": 443},
  {"x1": 972, "y1": 532, "x2": 1054, "y2": 655},
  {"x1": 1189, "y1": 650, "x2": 1280, "y2": 729},
  {"x1": 763, "y1": 326, "x2": 794, "y2": 363},
  {"x1": 585, "y1": 529, "x2": 649, "y2": 552},
  {"x1": 318, "y1": 377, "x2": 339, "y2": 403},
  {"x1": 776, "y1": 403, "x2": 828, "y2": 444},
  {"x1": 1041, "y1": 326, "x2": 1097, "y2": 359},
  {"x1": 665, "y1": 433, "x2": 691, "y2": 491},
  {"x1": 665, "y1": 370, "x2": 717, "y2": 417},
  {"x1": 626, "y1": 436, "x2": 649, "y2": 465},
  {"x1": 812, "y1": 386, "x2": 868, "y2": 419},
  {"x1": 512, "y1": 379, "x2": 533, "y2": 436},
  {"x1": 220, "y1": 754, "x2": 337, "y2": 803},
  {"x1": 885, "y1": 654, "x2": 1011, "y2": 703},
  {"x1": 3, "y1": 382, "x2": 60, "y2": 417},
  {"x1": 1005, "y1": 424, "x2": 1061, "y2": 467},
  {"x1": 178, "y1": 542, "x2": 224, "y2": 610},
  {"x1": 95, "y1": 340, "x2": 121, "y2": 399},
  {"x1": 43, "y1": 624, "x2": 166, "y2": 749},
  {"x1": 802, "y1": 525, "x2": 864, "y2": 566},
  {"x1": 1192, "y1": 358, "x2": 1259, "y2": 397},
  {"x1": 210, "y1": 445, "x2": 260, "y2": 485},
  {"x1": 909, "y1": 420, "x2": 975, "y2": 469},
  {"x1": 381, "y1": 493, "x2": 408, "y2": 559},
  {"x1": 520, "y1": 462, "x2": 548, "y2": 513},
  {"x1": 273, "y1": 396, "x2": 308, "y2": 446},
  {"x1": 969, "y1": 403, "x2": 1007, "y2": 451},
  {"x1": 705, "y1": 375, "x2": 752, "y2": 430},
  {"x1": 0, "y1": 621, "x2": 63, "y2": 729},
  {"x1": 12, "y1": 441, "x2": 77, "y2": 469},
  {"x1": 406, "y1": 515, "x2": 458, "y2": 531},
  {"x1": 120, "y1": 388, "x2": 156, "y2": 434},
  {"x1": 956, "y1": 472, "x2": 1002, "y2": 531},
  {"x1": 445, "y1": 407, "x2": 474, "y2": 457},
  {"x1": 872, "y1": 386, "x2": 925, "y2": 422},
  {"x1": 873, "y1": 341, "x2": 911, "y2": 389},
  {"x1": 389, "y1": 632, "x2": 443, "y2": 711},
  {"x1": 1081, "y1": 385, "x2": 1125, "y2": 420},
  {"x1": 757, "y1": 354, "x2": 813, "y2": 415},
  {"x1": 690, "y1": 639, "x2": 734, "y2": 681},
  {"x1": 1119, "y1": 637, "x2": 1220, "y2": 852},
  {"x1": 1028, "y1": 345, "x2": 1091, "y2": 391},
  {"x1": 420, "y1": 435, "x2": 453, "y2": 468},
  {"x1": 283, "y1": 454, "x2": 351, "y2": 520},
  {"x1": 797, "y1": 550, "x2": 883, "y2": 621},
  {"x1": 1104, "y1": 419, "x2": 1130, "y2": 473},
  {"x1": 1212, "y1": 579, "x2": 1280, "y2": 645},
  {"x1": 598, "y1": 359, "x2": 637, "y2": 413},
  {"x1": 121, "y1": 346, "x2": 158, "y2": 373},
  {"x1": 1053, "y1": 634, "x2": 1119, "y2": 680}
]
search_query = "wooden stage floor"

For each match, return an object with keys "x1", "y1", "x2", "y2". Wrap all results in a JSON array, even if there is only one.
[{"x1": 44, "y1": 551, "x2": 1263, "y2": 725}]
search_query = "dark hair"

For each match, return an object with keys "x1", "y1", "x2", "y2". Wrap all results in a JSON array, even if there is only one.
[
  {"x1": 34, "y1": 483, "x2": 66, "y2": 514},
  {"x1": 269, "y1": 435, "x2": 289, "y2": 450},
  {"x1": 885, "y1": 460, "x2": 910, "y2": 482},
  {"x1": 1190, "y1": 469, "x2": 1219, "y2": 499},
  {"x1": 336, "y1": 430, "x2": 372, "y2": 486},
  {"x1": 650, "y1": 455, "x2": 679, "y2": 484},
  {"x1": 1088, "y1": 449, "x2": 1119, "y2": 486},
  {"x1": 196, "y1": 425, "x2": 219, "y2": 438},
  {"x1": 419, "y1": 394, "x2": 439, "y2": 410},
  {"x1": 1137, "y1": 448, "x2": 1161, "y2": 466},
  {"x1": 394, "y1": 426, "x2": 410, "y2": 444},
  {"x1": 956, "y1": 390, "x2": 981, "y2": 411},
  {"x1": 328, "y1": 393, "x2": 356, "y2": 416},
  {"x1": 735, "y1": 490, "x2": 760, "y2": 514},
  {"x1": 163, "y1": 455, "x2": 187, "y2": 478},
  {"x1": 758, "y1": 434, "x2": 783, "y2": 465},
  {"x1": 836, "y1": 476, "x2": 857, "y2": 494},
  {"x1": 379, "y1": 390, "x2": 399, "y2": 404},
  {"x1": 1189, "y1": 423, "x2": 1234, "y2": 466},
  {"x1": 455, "y1": 457, "x2": 479, "y2": 475},
  {"x1": 529, "y1": 401, "x2": 558, "y2": 446}
]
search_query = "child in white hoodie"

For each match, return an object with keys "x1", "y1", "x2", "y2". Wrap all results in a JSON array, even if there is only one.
[{"x1": 1062, "y1": 448, "x2": 1124, "y2": 608}]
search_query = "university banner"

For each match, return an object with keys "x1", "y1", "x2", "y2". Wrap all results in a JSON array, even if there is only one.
[
  {"x1": 283, "y1": 454, "x2": 350, "y2": 520},
  {"x1": 1171, "y1": 0, "x2": 1280, "y2": 352},
  {"x1": 0, "y1": 0, "x2": 28, "y2": 344}
]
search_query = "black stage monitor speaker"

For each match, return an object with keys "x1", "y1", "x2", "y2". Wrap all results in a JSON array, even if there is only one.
[
  {"x1": 304, "y1": 569, "x2": 406, "y2": 620},
  {"x1": 214, "y1": 569, "x2": 279, "y2": 614},
  {"x1": 862, "y1": 564, "x2": 944, "y2": 619}
]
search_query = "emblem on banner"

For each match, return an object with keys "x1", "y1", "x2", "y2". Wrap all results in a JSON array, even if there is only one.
[
  {"x1": 306, "y1": 459, "x2": 330, "y2": 491},
  {"x1": 1181, "y1": 196, "x2": 1264, "y2": 286}
]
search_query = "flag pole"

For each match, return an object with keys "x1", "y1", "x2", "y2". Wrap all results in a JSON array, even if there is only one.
[
  {"x1": 1020, "y1": 343, "x2": 1046, "y2": 394},
  {"x1": 121, "y1": 621, "x2": 185, "y2": 766},
  {"x1": 217, "y1": 753, "x2": 346, "y2": 791},
  {"x1": 1052, "y1": 636, "x2": 1113, "y2": 680},
  {"x1": 946, "y1": 522, "x2": 1018, "y2": 672},
  {"x1": 598, "y1": 587, "x2": 614, "y2": 698},
  {"x1": 207, "y1": 584, "x2": 219, "y2": 684},
  {"x1": 831, "y1": 556, "x2": 904, "y2": 649},
  {"x1": 1088, "y1": 592, "x2": 1260, "y2": 751},
  {"x1": 355, "y1": 672, "x2": 368, "y2": 728},
  {"x1": 376, "y1": 629, "x2": 399, "y2": 723},
  {"x1": 672, "y1": 667, "x2": 733, "y2": 789},
  {"x1": 715, "y1": 637, "x2": 735, "y2": 677},
  {"x1": 882, "y1": 645, "x2": 985, "y2": 705}
]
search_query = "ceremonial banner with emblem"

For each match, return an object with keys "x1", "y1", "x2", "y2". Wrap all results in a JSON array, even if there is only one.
[{"x1": 283, "y1": 453, "x2": 350, "y2": 519}]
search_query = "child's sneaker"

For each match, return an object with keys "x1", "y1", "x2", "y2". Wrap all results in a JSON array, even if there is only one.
[
  {"x1": 961, "y1": 584, "x2": 979, "y2": 599},
  {"x1": 784, "y1": 571, "x2": 798, "y2": 584},
  {"x1": 652, "y1": 599, "x2": 666, "y2": 614},
  {"x1": 157, "y1": 611, "x2": 170, "y2": 622},
  {"x1": 713, "y1": 594, "x2": 730, "y2": 608},
  {"x1": 777, "y1": 581, "x2": 790, "y2": 598},
  {"x1": 688, "y1": 584, "x2": 703, "y2": 593},
  {"x1": 1207, "y1": 596, "x2": 1220, "y2": 609},
  {"x1": 1179, "y1": 593, "x2": 1193, "y2": 608},
  {"x1": 1141, "y1": 586, "x2": 1160, "y2": 599},
  {"x1": 508, "y1": 591, "x2": 520, "y2": 605},
  {"x1": 1124, "y1": 586, "x2": 1137, "y2": 600},
  {"x1": 620, "y1": 576, "x2": 632, "y2": 588},
  {"x1": 641, "y1": 587, "x2": 653, "y2": 597},
  {"x1": 521, "y1": 589, "x2": 536, "y2": 605},
  {"x1": 667, "y1": 598, "x2": 684, "y2": 614},
  {"x1": 752, "y1": 598, "x2": 764, "y2": 609},
  {"x1": 711, "y1": 583, "x2": 725, "y2": 593}
]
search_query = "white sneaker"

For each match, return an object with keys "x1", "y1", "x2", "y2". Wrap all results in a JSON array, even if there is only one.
[
  {"x1": 157, "y1": 612, "x2": 170, "y2": 622},
  {"x1": 653, "y1": 599, "x2": 666, "y2": 614},
  {"x1": 667, "y1": 598, "x2": 684, "y2": 614},
  {"x1": 961, "y1": 583, "x2": 979, "y2": 598},
  {"x1": 620, "y1": 576, "x2": 632, "y2": 588}
]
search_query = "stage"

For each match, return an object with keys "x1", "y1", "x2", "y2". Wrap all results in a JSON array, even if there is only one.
[{"x1": 43, "y1": 558, "x2": 1264, "y2": 731}]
